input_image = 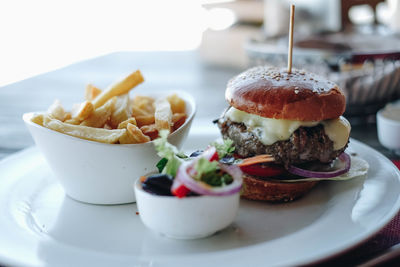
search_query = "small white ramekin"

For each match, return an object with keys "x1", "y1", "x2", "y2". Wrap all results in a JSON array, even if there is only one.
[
  {"x1": 134, "y1": 178, "x2": 240, "y2": 239},
  {"x1": 377, "y1": 107, "x2": 400, "y2": 153}
]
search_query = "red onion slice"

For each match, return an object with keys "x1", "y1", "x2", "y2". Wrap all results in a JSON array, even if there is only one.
[
  {"x1": 175, "y1": 161, "x2": 243, "y2": 196},
  {"x1": 287, "y1": 152, "x2": 351, "y2": 178},
  {"x1": 187, "y1": 146, "x2": 217, "y2": 177}
]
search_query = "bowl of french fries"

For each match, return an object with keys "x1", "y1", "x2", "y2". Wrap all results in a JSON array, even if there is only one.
[{"x1": 23, "y1": 70, "x2": 196, "y2": 205}]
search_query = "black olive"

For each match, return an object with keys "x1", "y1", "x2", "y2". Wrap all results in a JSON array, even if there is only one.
[
  {"x1": 190, "y1": 150, "x2": 203, "y2": 157},
  {"x1": 142, "y1": 174, "x2": 173, "y2": 196},
  {"x1": 220, "y1": 156, "x2": 235, "y2": 164}
]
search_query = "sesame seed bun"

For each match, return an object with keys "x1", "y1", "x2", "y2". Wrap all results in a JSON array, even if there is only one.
[{"x1": 225, "y1": 66, "x2": 346, "y2": 121}]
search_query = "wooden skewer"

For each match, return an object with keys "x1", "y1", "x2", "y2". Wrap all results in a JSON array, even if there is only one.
[{"x1": 287, "y1": 4, "x2": 295, "y2": 74}]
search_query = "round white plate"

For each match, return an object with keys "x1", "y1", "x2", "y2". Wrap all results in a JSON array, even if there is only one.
[{"x1": 1, "y1": 128, "x2": 400, "y2": 267}]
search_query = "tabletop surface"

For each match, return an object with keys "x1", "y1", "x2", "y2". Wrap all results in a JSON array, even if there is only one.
[{"x1": 0, "y1": 50, "x2": 399, "y2": 265}]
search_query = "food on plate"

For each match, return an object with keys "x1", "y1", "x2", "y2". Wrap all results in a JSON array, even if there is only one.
[
  {"x1": 217, "y1": 66, "x2": 369, "y2": 202},
  {"x1": 30, "y1": 70, "x2": 188, "y2": 144},
  {"x1": 43, "y1": 115, "x2": 126, "y2": 143},
  {"x1": 92, "y1": 70, "x2": 144, "y2": 108},
  {"x1": 154, "y1": 98, "x2": 173, "y2": 132},
  {"x1": 134, "y1": 131, "x2": 243, "y2": 239},
  {"x1": 142, "y1": 130, "x2": 242, "y2": 198},
  {"x1": 85, "y1": 84, "x2": 102, "y2": 101}
]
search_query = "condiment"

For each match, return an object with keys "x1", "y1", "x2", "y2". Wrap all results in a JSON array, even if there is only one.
[{"x1": 381, "y1": 103, "x2": 400, "y2": 122}]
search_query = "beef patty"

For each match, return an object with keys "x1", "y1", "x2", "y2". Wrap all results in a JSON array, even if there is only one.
[{"x1": 218, "y1": 117, "x2": 348, "y2": 168}]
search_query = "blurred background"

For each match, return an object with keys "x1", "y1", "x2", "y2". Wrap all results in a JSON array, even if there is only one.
[{"x1": 1, "y1": 0, "x2": 400, "y2": 122}]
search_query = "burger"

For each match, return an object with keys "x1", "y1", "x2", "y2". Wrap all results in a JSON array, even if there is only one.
[{"x1": 217, "y1": 66, "x2": 352, "y2": 202}]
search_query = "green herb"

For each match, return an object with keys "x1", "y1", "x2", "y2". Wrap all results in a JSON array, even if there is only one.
[
  {"x1": 153, "y1": 132, "x2": 235, "y2": 186},
  {"x1": 156, "y1": 158, "x2": 168, "y2": 173},
  {"x1": 194, "y1": 158, "x2": 218, "y2": 180},
  {"x1": 210, "y1": 138, "x2": 235, "y2": 158},
  {"x1": 193, "y1": 157, "x2": 233, "y2": 187},
  {"x1": 201, "y1": 172, "x2": 233, "y2": 187}
]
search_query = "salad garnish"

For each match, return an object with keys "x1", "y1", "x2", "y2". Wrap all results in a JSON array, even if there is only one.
[
  {"x1": 147, "y1": 131, "x2": 242, "y2": 198},
  {"x1": 153, "y1": 130, "x2": 187, "y2": 177}
]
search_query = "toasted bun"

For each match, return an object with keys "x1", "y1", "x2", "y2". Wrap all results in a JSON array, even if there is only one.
[
  {"x1": 226, "y1": 66, "x2": 346, "y2": 121},
  {"x1": 241, "y1": 174, "x2": 318, "y2": 202}
]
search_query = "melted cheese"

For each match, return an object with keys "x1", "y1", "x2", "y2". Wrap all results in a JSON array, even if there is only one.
[
  {"x1": 321, "y1": 117, "x2": 351, "y2": 150},
  {"x1": 225, "y1": 107, "x2": 350, "y2": 150}
]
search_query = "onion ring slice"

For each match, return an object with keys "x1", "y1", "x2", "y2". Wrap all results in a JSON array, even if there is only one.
[
  {"x1": 175, "y1": 161, "x2": 243, "y2": 196},
  {"x1": 287, "y1": 152, "x2": 351, "y2": 178}
]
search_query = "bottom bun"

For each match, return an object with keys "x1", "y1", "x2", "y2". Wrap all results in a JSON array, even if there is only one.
[{"x1": 241, "y1": 174, "x2": 318, "y2": 202}]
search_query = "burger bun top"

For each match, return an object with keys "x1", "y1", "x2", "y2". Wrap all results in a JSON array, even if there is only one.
[{"x1": 225, "y1": 66, "x2": 346, "y2": 121}]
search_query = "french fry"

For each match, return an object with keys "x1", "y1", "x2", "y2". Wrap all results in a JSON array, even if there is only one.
[
  {"x1": 154, "y1": 98, "x2": 172, "y2": 132},
  {"x1": 81, "y1": 97, "x2": 116, "y2": 128},
  {"x1": 43, "y1": 115, "x2": 126, "y2": 144},
  {"x1": 64, "y1": 118, "x2": 81, "y2": 125},
  {"x1": 119, "y1": 123, "x2": 150, "y2": 144},
  {"x1": 127, "y1": 123, "x2": 151, "y2": 143},
  {"x1": 92, "y1": 70, "x2": 144, "y2": 109},
  {"x1": 118, "y1": 131, "x2": 135, "y2": 144},
  {"x1": 110, "y1": 94, "x2": 131, "y2": 128},
  {"x1": 132, "y1": 106, "x2": 150, "y2": 117},
  {"x1": 172, "y1": 113, "x2": 186, "y2": 131},
  {"x1": 132, "y1": 95, "x2": 154, "y2": 116},
  {"x1": 41, "y1": 69, "x2": 189, "y2": 144},
  {"x1": 64, "y1": 112, "x2": 72, "y2": 121},
  {"x1": 85, "y1": 84, "x2": 102, "y2": 101},
  {"x1": 104, "y1": 124, "x2": 112, "y2": 130},
  {"x1": 71, "y1": 101, "x2": 94, "y2": 121},
  {"x1": 117, "y1": 118, "x2": 137, "y2": 129},
  {"x1": 31, "y1": 113, "x2": 44, "y2": 126},
  {"x1": 135, "y1": 115, "x2": 155, "y2": 128},
  {"x1": 47, "y1": 99, "x2": 67, "y2": 121},
  {"x1": 140, "y1": 124, "x2": 159, "y2": 140},
  {"x1": 167, "y1": 94, "x2": 186, "y2": 114}
]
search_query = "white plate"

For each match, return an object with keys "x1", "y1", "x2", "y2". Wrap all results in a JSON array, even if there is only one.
[{"x1": 0, "y1": 127, "x2": 400, "y2": 267}]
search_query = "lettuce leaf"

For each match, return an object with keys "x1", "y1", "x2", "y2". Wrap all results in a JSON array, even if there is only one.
[
  {"x1": 210, "y1": 138, "x2": 235, "y2": 158},
  {"x1": 193, "y1": 157, "x2": 233, "y2": 186},
  {"x1": 194, "y1": 158, "x2": 218, "y2": 180},
  {"x1": 153, "y1": 130, "x2": 185, "y2": 177}
]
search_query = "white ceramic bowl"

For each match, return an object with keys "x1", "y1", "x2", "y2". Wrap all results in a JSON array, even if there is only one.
[
  {"x1": 377, "y1": 106, "x2": 400, "y2": 153},
  {"x1": 23, "y1": 91, "x2": 196, "y2": 205},
  {"x1": 134, "y1": 178, "x2": 240, "y2": 239}
]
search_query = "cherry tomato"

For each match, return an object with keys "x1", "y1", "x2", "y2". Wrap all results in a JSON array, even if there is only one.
[
  {"x1": 209, "y1": 151, "x2": 219, "y2": 162},
  {"x1": 171, "y1": 184, "x2": 191, "y2": 198},
  {"x1": 171, "y1": 178, "x2": 191, "y2": 198},
  {"x1": 240, "y1": 164, "x2": 284, "y2": 177},
  {"x1": 201, "y1": 146, "x2": 219, "y2": 162}
]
